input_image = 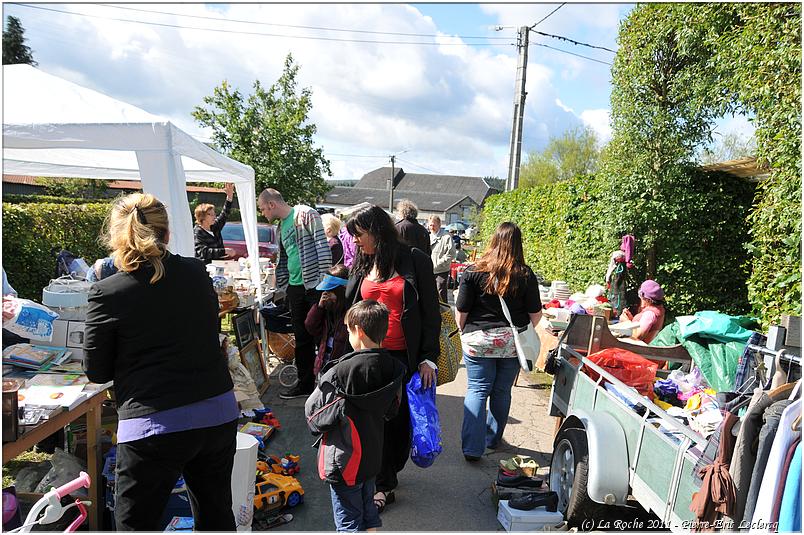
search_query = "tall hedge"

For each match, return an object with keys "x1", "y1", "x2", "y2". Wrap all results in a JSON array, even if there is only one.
[
  {"x1": 480, "y1": 174, "x2": 613, "y2": 293},
  {"x1": 2, "y1": 202, "x2": 109, "y2": 300},
  {"x1": 481, "y1": 169, "x2": 755, "y2": 317}
]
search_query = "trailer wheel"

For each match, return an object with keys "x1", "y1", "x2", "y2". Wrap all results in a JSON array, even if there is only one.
[{"x1": 550, "y1": 427, "x2": 608, "y2": 529}]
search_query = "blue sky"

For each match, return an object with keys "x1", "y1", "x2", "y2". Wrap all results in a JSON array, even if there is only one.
[{"x1": 3, "y1": 3, "x2": 752, "y2": 181}]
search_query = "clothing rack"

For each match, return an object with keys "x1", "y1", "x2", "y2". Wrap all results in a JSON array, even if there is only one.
[{"x1": 747, "y1": 344, "x2": 802, "y2": 366}]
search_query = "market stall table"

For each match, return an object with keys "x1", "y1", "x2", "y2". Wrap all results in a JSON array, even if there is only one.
[{"x1": 2, "y1": 385, "x2": 110, "y2": 531}]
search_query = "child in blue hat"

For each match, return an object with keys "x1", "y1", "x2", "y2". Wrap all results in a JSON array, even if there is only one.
[{"x1": 305, "y1": 264, "x2": 351, "y2": 376}]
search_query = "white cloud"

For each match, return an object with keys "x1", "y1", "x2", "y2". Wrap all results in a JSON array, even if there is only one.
[
  {"x1": 580, "y1": 109, "x2": 612, "y2": 145},
  {"x1": 5, "y1": 3, "x2": 625, "y2": 181}
]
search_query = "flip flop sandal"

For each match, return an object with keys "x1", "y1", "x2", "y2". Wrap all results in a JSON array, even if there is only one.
[{"x1": 373, "y1": 491, "x2": 395, "y2": 513}]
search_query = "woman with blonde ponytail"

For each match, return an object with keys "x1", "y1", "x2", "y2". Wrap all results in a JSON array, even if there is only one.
[{"x1": 84, "y1": 193, "x2": 239, "y2": 531}]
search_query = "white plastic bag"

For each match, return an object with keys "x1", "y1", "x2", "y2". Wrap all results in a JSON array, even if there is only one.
[{"x1": 3, "y1": 297, "x2": 59, "y2": 341}]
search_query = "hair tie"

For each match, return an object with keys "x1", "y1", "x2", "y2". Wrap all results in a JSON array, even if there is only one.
[{"x1": 135, "y1": 206, "x2": 148, "y2": 225}]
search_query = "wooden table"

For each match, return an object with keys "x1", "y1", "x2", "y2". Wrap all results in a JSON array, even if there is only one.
[{"x1": 2, "y1": 387, "x2": 109, "y2": 531}]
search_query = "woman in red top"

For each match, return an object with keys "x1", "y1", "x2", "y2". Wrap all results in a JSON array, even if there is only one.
[{"x1": 344, "y1": 205, "x2": 440, "y2": 514}]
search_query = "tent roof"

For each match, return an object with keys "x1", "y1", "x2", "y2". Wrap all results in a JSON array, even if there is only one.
[{"x1": 2, "y1": 64, "x2": 253, "y2": 183}]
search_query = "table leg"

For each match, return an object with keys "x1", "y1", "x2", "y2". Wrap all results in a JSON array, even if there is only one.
[{"x1": 86, "y1": 402, "x2": 103, "y2": 531}]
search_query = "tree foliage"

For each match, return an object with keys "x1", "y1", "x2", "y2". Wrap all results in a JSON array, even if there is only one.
[
  {"x1": 699, "y1": 131, "x2": 757, "y2": 165},
  {"x1": 35, "y1": 177, "x2": 109, "y2": 198},
  {"x1": 602, "y1": 3, "x2": 800, "y2": 325},
  {"x1": 520, "y1": 126, "x2": 600, "y2": 188},
  {"x1": 193, "y1": 54, "x2": 331, "y2": 206},
  {"x1": 3, "y1": 16, "x2": 36, "y2": 66}
]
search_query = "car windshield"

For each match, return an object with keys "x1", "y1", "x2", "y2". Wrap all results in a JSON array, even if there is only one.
[{"x1": 221, "y1": 224, "x2": 274, "y2": 243}]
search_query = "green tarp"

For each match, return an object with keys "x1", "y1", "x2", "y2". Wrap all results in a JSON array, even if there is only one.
[{"x1": 650, "y1": 311, "x2": 759, "y2": 392}]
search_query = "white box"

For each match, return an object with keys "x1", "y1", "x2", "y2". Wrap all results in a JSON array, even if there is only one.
[
  {"x1": 39, "y1": 319, "x2": 69, "y2": 347},
  {"x1": 65, "y1": 321, "x2": 86, "y2": 348},
  {"x1": 232, "y1": 432, "x2": 259, "y2": 531},
  {"x1": 497, "y1": 500, "x2": 564, "y2": 532}
]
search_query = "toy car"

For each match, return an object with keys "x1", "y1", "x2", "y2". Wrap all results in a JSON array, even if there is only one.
[{"x1": 253, "y1": 473, "x2": 304, "y2": 511}]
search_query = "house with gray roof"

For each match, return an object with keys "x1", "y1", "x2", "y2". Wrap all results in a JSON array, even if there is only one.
[{"x1": 320, "y1": 167, "x2": 500, "y2": 224}]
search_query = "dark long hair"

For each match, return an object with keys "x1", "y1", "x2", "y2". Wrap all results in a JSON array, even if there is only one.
[
  {"x1": 346, "y1": 205, "x2": 401, "y2": 282},
  {"x1": 474, "y1": 222, "x2": 529, "y2": 297}
]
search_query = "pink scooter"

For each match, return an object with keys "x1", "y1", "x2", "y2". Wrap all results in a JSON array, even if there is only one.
[{"x1": 9, "y1": 472, "x2": 91, "y2": 532}]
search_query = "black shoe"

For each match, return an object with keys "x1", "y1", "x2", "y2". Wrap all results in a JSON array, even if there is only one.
[
  {"x1": 464, "y1": 454, "x2": 481, "y2": 462},
  {"x1": 508, "y1": 491, "x2": 558, "y2": 512},
  {"x1": 496, "y1": 469, "x2": 543, "y2": 489},
  {"x1": 279, "y1": 386, "x2": 312, "y2": 399}
]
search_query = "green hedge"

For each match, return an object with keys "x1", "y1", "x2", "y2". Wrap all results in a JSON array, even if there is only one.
[
  {"x1": 2, "y1": 194, "x2": 114, "y2": 205},
  {"x1": 481, "y1": 169, "x2": 755, "y2": 317},
  {"x1": 2, "y1": 202, "x2": 110, "y2": 300}
]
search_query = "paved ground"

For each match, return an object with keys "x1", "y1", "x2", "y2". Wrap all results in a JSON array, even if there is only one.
[{"x1": 259, "y1": 359, "x2": 558, "y2": 532}]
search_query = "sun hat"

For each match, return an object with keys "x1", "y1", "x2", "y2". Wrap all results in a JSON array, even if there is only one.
[
  {"x1": 638, "y1": 280, "x2": 664, "y2": 302},
  {"x1": 315, "y1": 274, "x2": 349, "y2": 291}
]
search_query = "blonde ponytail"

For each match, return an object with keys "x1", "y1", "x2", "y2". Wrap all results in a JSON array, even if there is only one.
[{"x1": 104, "y1": 193, "x2": 170, "y2": 284}]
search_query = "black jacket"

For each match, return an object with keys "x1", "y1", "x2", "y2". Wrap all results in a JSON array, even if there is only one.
[
  {"x1": 305, "y1": 348, "x2": 407, "y2": 485},
  {"x1": 194, "y1": 199, "x2": 232, "y2": 264},
  {"x1": 83, "y1": 253, "x2": 233, "y2": 419},
  {"x1": 395, "y1": 217, "x2": 431, "y2": 255},
  {"x1": 345, "y1": 244, "x2": 441, "y2": 375}
]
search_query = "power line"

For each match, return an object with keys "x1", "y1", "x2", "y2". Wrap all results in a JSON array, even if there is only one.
[
  {"x1": 12, "y1": 3, "x2": 511, "y2": 47},
  {"x1": 325, "y1": 152, "x2": 388, "y2": 158},
  {"x1": 530, "y1": 42, "x2": 612, "y2": 66},
  {"x1": 530, "y1": 4, "x2": 566, "y2": 29},
  {"x1": 92, "y1": 3, "x2": 512, "y2": 41},
  {"x1": 395, "y1": 157, "x2": 447, "y2": 175},
  {"x1": 532, "y1": 30, "x2": 616, "y2": 54}
]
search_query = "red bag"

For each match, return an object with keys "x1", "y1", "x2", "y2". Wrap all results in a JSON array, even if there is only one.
[{"x1": 584, "y1": 348, "x2": 658, "y2": 400}]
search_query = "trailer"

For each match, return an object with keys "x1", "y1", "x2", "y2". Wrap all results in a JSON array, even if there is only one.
[{"x1": 548, "y1": 314, "x2": 708, "y2": 531}]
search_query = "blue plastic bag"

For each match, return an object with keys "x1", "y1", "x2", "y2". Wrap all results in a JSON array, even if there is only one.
[{"x1": 406, "y1": 371, "x2": 443, "y2": 468}]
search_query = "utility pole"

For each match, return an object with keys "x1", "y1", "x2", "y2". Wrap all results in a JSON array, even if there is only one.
[
  {"x1": 506, "y1": 25, "x2": 530, "y2": 191},
  {"x1": 388, "y1": 154, "x2": 396, "y2": 213}
]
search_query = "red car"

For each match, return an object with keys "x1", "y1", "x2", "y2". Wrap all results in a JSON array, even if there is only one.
[{"x1": 221, "y1": 222, "x2": 279, "y2": 261}]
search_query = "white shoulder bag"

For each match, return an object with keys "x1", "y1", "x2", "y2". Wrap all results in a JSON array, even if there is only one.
[{"x1": 498, "y1": 295, "x2": 540, "y2": 372}]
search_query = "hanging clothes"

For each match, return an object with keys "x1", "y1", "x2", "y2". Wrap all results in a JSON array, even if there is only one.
[
  {"x1": 620, "y1": 234, "x2": 635, "y2": 269},
  {"x1": 778, "y1": 442, "x2": 801, "y2": 533},
  {"x1": 751, "y1": 398, "x2": 801, "y2": 531},
  {"x1": 769, "y1": 436, "x2": 801, "y2": 525},
  {"x1": 690, "y1": 411, "x2": 738, "y2": 531},
  {"x1": 605, "y1": 250, "x2": 627, "y2": 315}
]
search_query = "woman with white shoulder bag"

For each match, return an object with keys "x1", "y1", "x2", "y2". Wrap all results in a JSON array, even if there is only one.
[{"x1": 455, "y1": 222, "x2": 542, "y2": 461}]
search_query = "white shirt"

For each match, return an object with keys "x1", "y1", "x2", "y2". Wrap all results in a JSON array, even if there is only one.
[{"x1": 750, "y1": 397, "x2": 801, "y2": 531}]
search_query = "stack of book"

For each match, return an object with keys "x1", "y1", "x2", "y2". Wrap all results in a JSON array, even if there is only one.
[{"x1": 2, "y1": 344, "x2": 71, "y2": 371}]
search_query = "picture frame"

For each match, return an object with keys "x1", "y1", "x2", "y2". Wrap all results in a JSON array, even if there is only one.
[
  {"x1": 233, "y1": 309, "x2": 257, "y2": 349},
  {"x1": 240, "y1": 340, "x2": 269, "y2": 395}
]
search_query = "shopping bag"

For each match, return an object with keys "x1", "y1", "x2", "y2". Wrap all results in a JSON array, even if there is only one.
[
  {"x1": 406, "y1": 371, "x2": 443, "y2": 468},
  {"x1": 436, "y1": 302, "x2": 462, "y2": 386},
  {"x1": 498, "y1": 296, "x2": 540, "y2": 372}
]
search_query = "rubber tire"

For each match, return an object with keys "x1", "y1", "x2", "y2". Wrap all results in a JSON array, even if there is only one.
[
  {"x1": 552, "y1": 427, "x2": 609, "y2": 530},
  {"x1": 279, "y1": 364, "x2": 299, "y2": 388},
  {"x1": 286, "y1": 491, "x2": 301, "y2": 508}
]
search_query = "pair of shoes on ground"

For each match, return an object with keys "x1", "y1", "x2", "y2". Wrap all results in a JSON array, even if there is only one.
[
  {"x1": 499, "y1": 455, "x2": 538, "y2": 477},
  {"x1": 508, "y1": 490, "x2": 559, "y2": 512},
  {"x1": 373, "y1": 490, "x2": 395, "y2": 514},
  {"x1": 497, "y1": 467, "x2": 543, "y2": 489},
  {"x1": 278, "y1": 386, "x2": 313, "y2": 399}
]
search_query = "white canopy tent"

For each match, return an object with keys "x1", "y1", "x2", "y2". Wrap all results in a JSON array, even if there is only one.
[{"x1": 2, "y1": 64, "x2": 262, "y2": 293}]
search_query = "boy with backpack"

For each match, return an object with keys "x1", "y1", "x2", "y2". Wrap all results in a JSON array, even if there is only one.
[{"x1": 305, "y1": 300, "x2": 407, "y2": 532}]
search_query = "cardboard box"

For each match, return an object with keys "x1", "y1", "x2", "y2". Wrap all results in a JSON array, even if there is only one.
[{"x1": 497, "y1": 500, "x2": 564, "y2": 532}]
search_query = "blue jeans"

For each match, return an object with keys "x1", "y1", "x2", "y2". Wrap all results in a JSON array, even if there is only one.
[
  {"x1": 461, "y1": 354, "x2": 521, "y2": 457},
  {"x1": 329, "y1": 478, "x2": 381, "y2": 532}
]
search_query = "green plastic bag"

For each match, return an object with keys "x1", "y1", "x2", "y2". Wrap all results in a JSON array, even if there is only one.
[{"x1": 678, "y1": 311, "x2": 758, "y2": 344}]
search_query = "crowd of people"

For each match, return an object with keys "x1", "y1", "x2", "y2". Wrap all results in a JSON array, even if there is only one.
[{"x1": 0, "y1": 184, "x2": 668, "y2": 531}]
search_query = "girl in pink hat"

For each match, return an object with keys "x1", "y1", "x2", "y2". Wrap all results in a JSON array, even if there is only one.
[{"x1": 620, "y1": 279, "x2": 666, "y2": 344}]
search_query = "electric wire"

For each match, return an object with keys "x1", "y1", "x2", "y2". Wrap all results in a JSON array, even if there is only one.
[
  {"x1": 11, "y1": 3, "x2": 512, "y2": 47},
  {"x1": 532, "y1": 30, "x2": 616, "y2": 54},
  {"x1": 91, "y1": 3, "x2": 512, "y2": 41},
  {"x1": 394, "y1": 157, "x2": 447, "y2": 175},
  {"x1": 530, "y1": 4, "x2": 566, "y2": 29},
  {"x1": 530, "y1": 42, "x2": 613, "y2": 66}
]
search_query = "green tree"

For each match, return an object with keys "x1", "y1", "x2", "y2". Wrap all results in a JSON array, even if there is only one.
[
  {"x1": 519, "y1": 126, "x2": 600, "y2": 188},
  {"x1": 3, "y1": 16, "x2": 36, "y2": 66},
  {"x1": 699, "y1": 131, "x2": 757, "y2": 165},
  {"x1": 193, "y1": 54, "x2": 331, "y2": 206},
  {"x1": 36, "y1": 177, "x2": 109, "y2": 198}
]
